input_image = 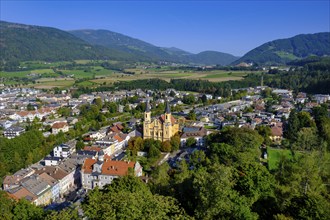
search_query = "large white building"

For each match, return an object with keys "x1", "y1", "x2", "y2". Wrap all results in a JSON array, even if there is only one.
[{"x1": 81, "y1": 151, "x2": 143, "y2": 190}]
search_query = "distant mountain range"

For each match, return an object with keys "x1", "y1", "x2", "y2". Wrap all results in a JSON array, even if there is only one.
[
  {"x1": 233, "y1": 33, "x2": 330, "y2": 65},
  {"x1": 0, "y1": 21, "x2": 238, "y2": 65},
  {"x1": 0, "y1": 20, "x2": 329, "y2": 66},
  {"x1": 69, "y1": 29, "x2": 239, "y2": 65}
]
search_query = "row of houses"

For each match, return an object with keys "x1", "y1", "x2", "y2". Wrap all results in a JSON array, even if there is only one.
[{"x1": 3, "y1": 158, "x2": 78, "y2": 206}]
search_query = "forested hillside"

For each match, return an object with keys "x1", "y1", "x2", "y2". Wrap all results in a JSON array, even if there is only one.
[
  {"x1": 70, "y1": 29, "x2": 239, "y2": 65},
  {"x1": 0, "y1": 21, "x2": 138, "y2": 64},
  {"x1": 234, "y1": 32, "x2": 330, "y2": 65}
]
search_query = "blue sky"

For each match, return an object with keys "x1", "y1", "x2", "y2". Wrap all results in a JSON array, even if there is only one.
[{"x1": 1, "y1": 1, "x2": 329, "y2": 56}]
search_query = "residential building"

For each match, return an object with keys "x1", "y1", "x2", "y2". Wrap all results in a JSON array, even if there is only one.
[
  {"x1": 180, "y1": 127, "x2": 208, "y2": 147},
  {"x1": 6, "y1": 186, "x2": 37, "y2": 204},
  {"x1": 4, "y1": 126, "x2": 25, "y2": 139},
  {"x1": 3, "y1": 168, "x2": 35, "y2": 190},
  {"x1": 53, "y1": 143, "x2": 75, "y2": 158},
  {"x1": 34, "y1": 166, "x2": 72, "y2": 197},
  {"x1": 81, "y1": 151, "x2": 143, "y2": 190},
  {"x1": 39, "y1": 172, "x2": 60, "y2": 202},
  {"x1": 52, "y1": 122, "x2": 69, "y2": 134},
  {"x1": 270, "y1": 124, "x2": 283, "y2": 142},
  {"x1": 21, "y1": 175, "x2": 52, "y2": 206}
]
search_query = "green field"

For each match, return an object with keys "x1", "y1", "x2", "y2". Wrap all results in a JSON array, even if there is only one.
[
  {"x1": 267, "y1": 147, "x2": 296, "y2": 170},
  {"x1": 1, "y1": 61, "x2": 264, "y2": 89}
]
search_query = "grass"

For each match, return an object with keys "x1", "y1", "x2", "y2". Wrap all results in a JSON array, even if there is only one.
[
  {"x1": 267, "y1": 148, "x2": 288, "y2": 170},
  {"x1": 267, "y1": 147, "x2": 295, "y2": 170},
  {"x1": 2, "y1": 64, "x2": 263, "y2": 89},
  {"x1": 76, "y1": 81, "x2": 96, "y2": 86},
  {"x1": 33, "y1": 79, "x2": 75, "y2": 89},
  {"x1": 0, "y1": 70, "x2": 31, "y2": 78}
]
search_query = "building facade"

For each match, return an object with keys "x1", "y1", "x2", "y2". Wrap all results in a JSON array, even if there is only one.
[
  {"x1": 81, "y1": 151, "x2": 143, "y2": 190},
  {"x1": 143, "y1": 102, "x2": 179, "y2": 142}
]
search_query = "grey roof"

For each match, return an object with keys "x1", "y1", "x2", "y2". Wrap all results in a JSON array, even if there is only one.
[
  {"x1": 6, "y1": 126, "x2": 25, "y2": 132},
  {"x1": 21, "y1": 175, "x2": 51, "y2": 196}
]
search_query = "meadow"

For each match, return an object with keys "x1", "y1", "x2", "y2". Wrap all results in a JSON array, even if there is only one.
[{"x1": 1, "y1": 62, "x2": 262, "y2": 89}]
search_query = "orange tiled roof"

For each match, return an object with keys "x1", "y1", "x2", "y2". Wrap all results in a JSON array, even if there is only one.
[
  {"x1": 83, "y1": 146, "x2": 102, "y2": 152},
  {"x1": 110, "y1": 126, "x2": 120, "y2": 133},
  {"x1": 7, "y1": 187, "x2": 37, "y2": 202},
  {"x1": 113, "y1": 134, "x2": 124, "y2": 142},
  {"x1": 102, "y1": 160, "x2": 135, "y2": 176},
  {"x1": 52, "y1": 122, "x2": 68, "y2": 129},
  {"x1": 82, "y1": 158, "x2": 135, "y2": 176}
]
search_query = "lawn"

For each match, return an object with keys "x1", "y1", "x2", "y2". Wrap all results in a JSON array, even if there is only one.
[{"x1": 267, "y1": 147, "x2": 295, "y2": 170}]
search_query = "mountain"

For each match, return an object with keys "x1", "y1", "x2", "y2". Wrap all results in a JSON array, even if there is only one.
[
  {"x1": 70, "y1": 29, "x2": 239, "y2": 65},
  {"x1": 233, "y1": 33, "x2": 330, "y2": 65},
  {"x1": 0, "y1": 20, "x2": 239, "y2": 65},
  {"x1": 0, "y1": 21, "x2": 137, "y2": 63},
  {"x1": 187, "y1": 51, "x2": 239, "y2": 66},
  {"x1": 69, "y1": 29, "x2": 175, "y2": 62}
]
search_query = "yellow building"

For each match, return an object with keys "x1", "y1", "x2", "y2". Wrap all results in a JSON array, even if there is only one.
[{"x1": 143, "y1": 102, "x2": 179, "y2": 142}]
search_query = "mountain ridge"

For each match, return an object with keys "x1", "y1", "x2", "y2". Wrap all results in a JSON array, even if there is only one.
[
  {"x1": 233, "y1": 32, "x2": 330, "y2": 65},
  {"x1": 69, "y1": 29, "x2": 239, "y2": 65}
]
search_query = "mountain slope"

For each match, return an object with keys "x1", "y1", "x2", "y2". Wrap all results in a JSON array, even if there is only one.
[
  {"x1": 70, "y1": 29, "x2": 239, "y2": 65},
  {"x1": 0, "y1": 21, "x2": 137, "y2": 62},
  {"x1": 0, "y1": 21, "x2": 239, "y2": 65},
  {"x1": 69, "y1": 29, "x2": 175, "y2": 61},
  {"x1": 233, "y1": 33, "x2": 330, "y2": 65},
  {"x1": 188, "y1": 51, "x2": 239, "y2": 65}
]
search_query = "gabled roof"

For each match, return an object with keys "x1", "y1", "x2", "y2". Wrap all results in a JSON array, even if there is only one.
[
  {"x1": 52, "y1": 122, "x2": 68, "y2": 129},
  {"x1": 34, "y1": 166, "x2": 68, "y2": 181},
  {"x1": 271, "y1": 126, "x2": 283, "y2": 137},
  {"x1": 7, "y1": 186, "x2": 37, "y2": 202},
  {"x1": 82, "y1": 158, "x2": 135, "y2": 176},
  {"x1": 181, "y1": 126, "x2": 207, "y2": 138}
]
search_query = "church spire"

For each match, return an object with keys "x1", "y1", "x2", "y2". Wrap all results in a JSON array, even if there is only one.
[
  {"x1": 146, "y1": 100, "x2": 151, "y2": 112},
  {"x1": 165, "y1": 101, "x2": 171, "y2": 114}
]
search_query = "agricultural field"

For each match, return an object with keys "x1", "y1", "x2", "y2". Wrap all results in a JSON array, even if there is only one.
[
  {"x1": 33, "y1": 78, "x2": 75, "y2": 89},
  {"x1": 1, "y1": 61, "x2": 263, "y2": 89}
]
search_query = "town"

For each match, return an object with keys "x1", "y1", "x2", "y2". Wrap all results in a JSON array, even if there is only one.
[{"x1": 1, "y1": 84, "x2": 329, "y2": 214}]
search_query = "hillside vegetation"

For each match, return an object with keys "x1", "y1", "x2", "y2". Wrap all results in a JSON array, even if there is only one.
[{"x1": 234, "y1": 32, "x2": 330, "y2": 65}]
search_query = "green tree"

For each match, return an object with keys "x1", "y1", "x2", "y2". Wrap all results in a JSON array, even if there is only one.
[
  {"x1": 76, "y1": 140, "x2": 85, "y2": 151},
  {"x1": 293, "y1": 127, "x2": 319, "y2": 151},
  {"x1": 170, "y1": 134, "x2": 181, "y2": 151},
  {"x1": 46, "y1": 208, "x2": 79, "y2": 220},
  {"x1": 187, "y1": 110, "x2": 196, "y2": 121},
  {"x1": 186, "y1": 137, "x2": 196, "y2": 148},
  {"x1": 12, "y1": 199, "x2": 45, "y2": 220},
  {"x1": 182, "y1": 94, "x2": 195, "y2": 105},
  {"x1": 148, "y1": 145, "x2": 161, "y2": 159},
  {"x1": 82, "y1": 176, "x2": 189, "y2": 220},
  {"x1": 161, "y1": 141, "x2": 172, "y2": 152},
  {"x1": 256, "y1": 125, "x2": 272, "y2": 145}
]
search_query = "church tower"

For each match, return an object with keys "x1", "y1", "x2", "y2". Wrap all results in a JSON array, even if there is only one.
[
  {"x1": 143, "y1": 101, "x2": 151, "y2": 139},
  {"x1": 163, "y1": 101, "x2": 172, "y2": 141}
]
